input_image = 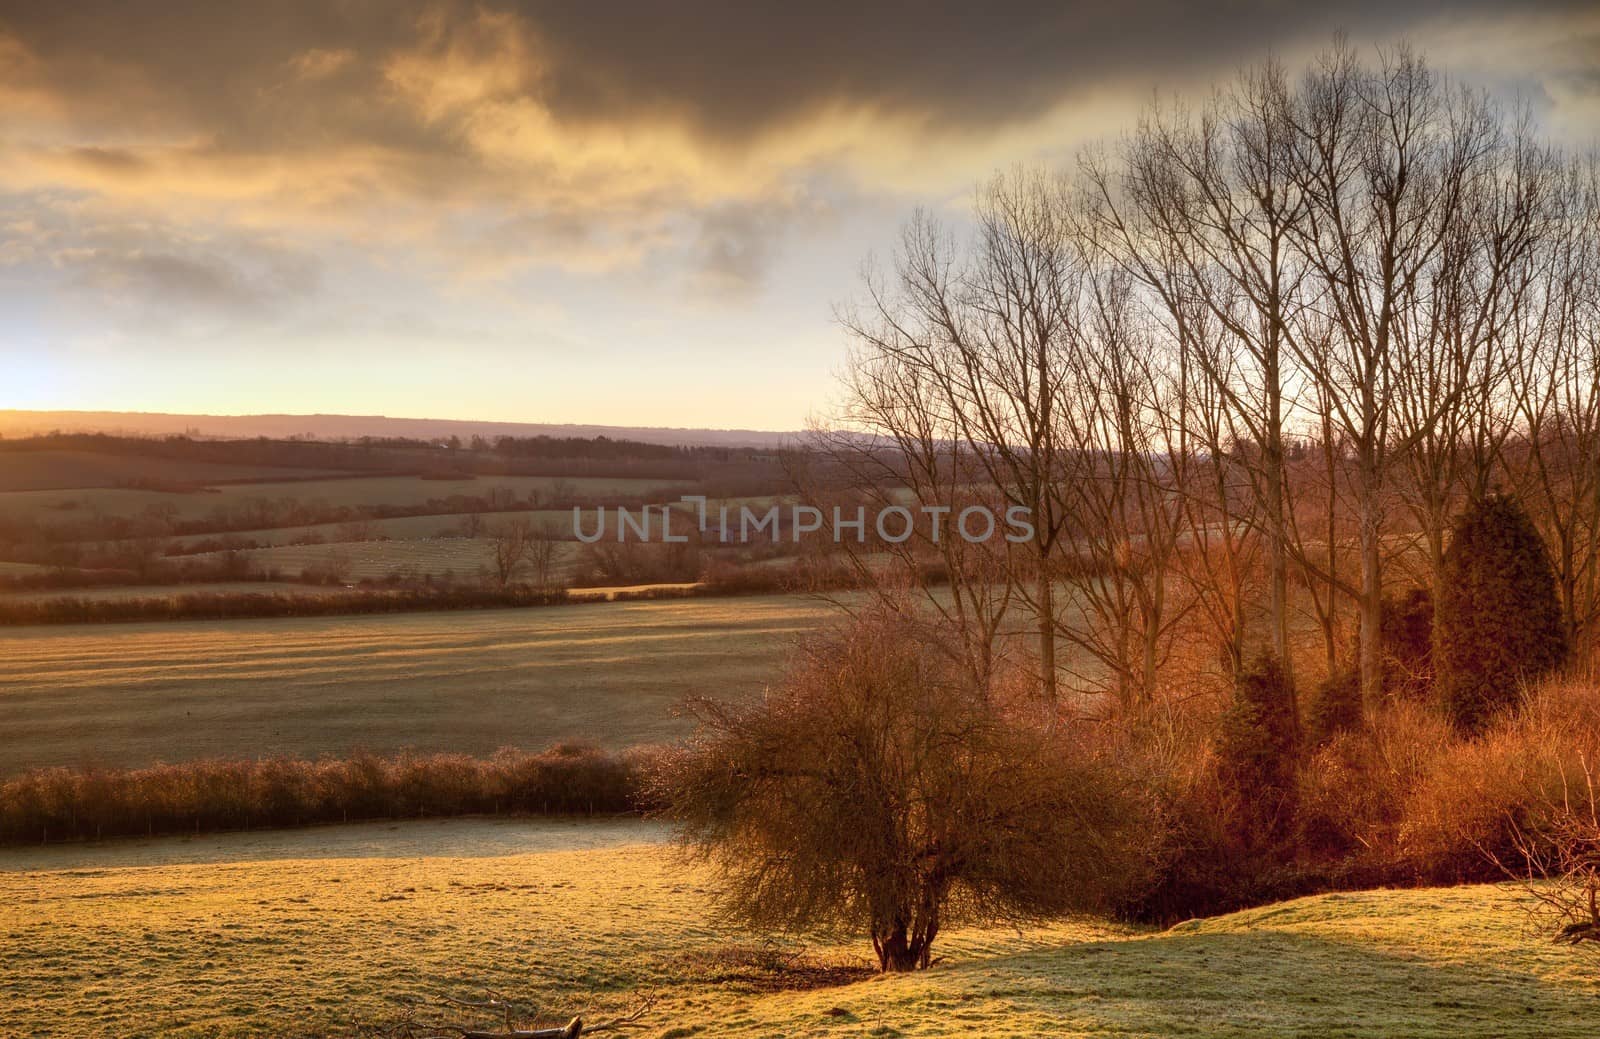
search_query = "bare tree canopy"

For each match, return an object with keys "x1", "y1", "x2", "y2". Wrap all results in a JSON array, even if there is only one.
[
  {"x1": 828, "y1": 36, "x2": 1600, "y2": 715},
  {"x1": 654, "y1": 608, "x2": 1152, "y2": 971}
]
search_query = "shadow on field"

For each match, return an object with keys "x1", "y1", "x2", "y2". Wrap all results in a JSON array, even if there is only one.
[{"x1": 912, "y1": 926, "x2": 1597, "y2": 1038}]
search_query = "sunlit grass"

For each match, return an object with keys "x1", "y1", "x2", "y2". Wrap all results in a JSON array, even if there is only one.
[{"x1": 2, "y1": 826, "x2": 1594, "y2": 1038}]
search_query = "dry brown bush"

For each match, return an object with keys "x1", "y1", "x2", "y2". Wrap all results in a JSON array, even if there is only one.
[{"x1": 654, "y1": 607, "x2": 1158, "y2": 971}]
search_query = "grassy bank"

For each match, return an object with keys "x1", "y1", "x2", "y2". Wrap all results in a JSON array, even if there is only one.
[{"x1": 2, "y1": 835, "x2": 1592, "y2": 1038}]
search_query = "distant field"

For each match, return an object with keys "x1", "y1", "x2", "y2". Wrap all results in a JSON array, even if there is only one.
[
  {"x1": 192, "y1": 536, "x2": 581, "y2": 582},
  {"x1": 0, "y1": 827, "x2": 1590, "y2": 1038},
  {"x1": 0, "y1": 449, "x2": 347, "y2": 492},
  {"x1": 0, "y1": 594, "x2": 837, "y2": 773},
  {"x1": 165, "y1": 508, "x2": 600, "y2": 552},
  {"x1": 0, "y1": 474, "x2": 693, "y2": 524}
]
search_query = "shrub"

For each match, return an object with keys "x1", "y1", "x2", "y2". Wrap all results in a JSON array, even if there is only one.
[
  {"x1": 1297, "y1": 702, "x2": 1451, "y2": 865},
  {"x1": 1397, "y1": 678, "x2": 1600, "y2": 882},
  {"x1": 654, "y1": 609, "x2": 1152, "y2": 971},
  {"x1": 1437, "y1": 493, "x2": 1567, "y2": 733},
  {"x1": 0, "y1": 744, "x2": 653, "y2": 845},
  {"x1": 1214, "y1": 654, "x2": 1300, "y2": 848}
]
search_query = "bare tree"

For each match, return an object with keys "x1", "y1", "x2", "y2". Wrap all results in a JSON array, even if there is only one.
[
  {"x1": 1505, "y1": 153, "x2": 1600, "y2": 658},
  {"x1": 525, "y1": 521, "x2": 564, "y2": 591},
  {"x1": 1050, "y1": 247, "x2": 1191, "y2": 709},
  {"x1": 838, "y1": 169, "x2": 1083, "y2": 700},
  {"x1": 1282, "y1": 42, "x2": 1505, "y2": 709},
  {"x1": 807, "y1": 388, "x2": 1017, "y2": 694},
  {"x1": 654, "y1": 608, "x2": 1148, "y2": 973},
  {"x1": 489, "y1": 516, "x2": 533, "y2": 588},
  {"x1": 1100, "y1": 60, "x2": 1310, "y2": 685},
  {"x1": 1390, "y1": 106, "x2": 1554, "y2": 600}
]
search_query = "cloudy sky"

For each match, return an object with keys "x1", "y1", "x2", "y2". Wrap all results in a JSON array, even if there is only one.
[{"x1": 3, "y1": 2, "x2": 1597, "y2": 429}]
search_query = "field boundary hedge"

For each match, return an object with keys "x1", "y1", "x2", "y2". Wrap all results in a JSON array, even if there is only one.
[{"x1": 0, "y1": 744, "x2": 658, "y2": 845}]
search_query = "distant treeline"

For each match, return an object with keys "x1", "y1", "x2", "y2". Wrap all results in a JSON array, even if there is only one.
[
  {"x1": 0, "y1": 566, "x2": 818, "y2": 625},
  {"x1": 1, "y1": 431, "x2": 437, "y2": 475},
  {"x1": 0, "y1": 551, "x2": 1096, "y2": 626},
  {"x1": 0, "y1": 744, "x2": 657, "y2": 845},
  {"x1": 0, "y1": 431, "x2": 790, "y2": 483},
  {"x1": 0, "y1": 586, "x2": 572, "y2": 625}
]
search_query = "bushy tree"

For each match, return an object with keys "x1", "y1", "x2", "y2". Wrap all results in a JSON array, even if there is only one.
[
  {"x1": 654, "y1": 609, "x2": 1148, "y2": 972},
  {"x1": 1215, "y1": 654, "x2": 1300, "y2": 846},
  {"x1": 1437, "y1": 493, "x2": 1567, "y2": 733}
]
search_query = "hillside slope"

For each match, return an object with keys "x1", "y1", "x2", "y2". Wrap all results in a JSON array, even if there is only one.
[{"x1": 2, "y1": 826, "x2": 1593, "y2": 1038}]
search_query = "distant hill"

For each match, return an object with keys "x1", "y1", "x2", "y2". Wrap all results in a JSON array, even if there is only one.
[{"x1": 0, "y1": 411, "x2": 800, "y2": 450}]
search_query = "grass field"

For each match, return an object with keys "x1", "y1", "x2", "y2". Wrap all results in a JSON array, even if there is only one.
[
  {"x1": 0, "y1": 594, "x2": 838, "y2": 774},
  {"x1": 1, "y1": 822, "x2": 1593, "y2": 1038},
  {"x1": 195, "y1": 536, "x2": 580, "y2": 582},
  {"x1": 164, "y1": 508, "x2": 604, "y2": 552}
]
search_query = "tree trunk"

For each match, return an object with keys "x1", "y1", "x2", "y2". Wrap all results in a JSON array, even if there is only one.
[
  {"x1": 872, "y1": 921, "x2": 934, "y2": 973},
  {"x1": 1037, "y1": 567, "x2": 1058, "y2": 702},
  {"x1": 1266, "y1": 350, "x2": 1292, "y2": 679},
  {"x1": 1358, "y1": 476, "x2": 1384, "y2": 714},
  {"x1": 1141, "y1": 578, "x2": 1162, "y2": 706},
  {"x1": 1265, "y1": 401, "x2": 1296, "y2": 736},
  {"x1": 872, "y1": 896, "x2": 939, "y2": 973}
]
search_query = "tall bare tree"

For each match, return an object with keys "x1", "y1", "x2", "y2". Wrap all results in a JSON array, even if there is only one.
[
  {"x1": 839, "y1": 169, "x2": 1082, "y2": 701},
  {"x1": 1390, "y1": 108, "x2": 1553, "y2": 599},
  {"x1": 1101, "y1": 61, "x2": 1310, "y2": 685},
  {"x1": 1282, "y1": 42, "x2": 1504, "y2": 708},
  {"x1": 1506, "y1": 153, "x2": 1600, "y2": 657}
]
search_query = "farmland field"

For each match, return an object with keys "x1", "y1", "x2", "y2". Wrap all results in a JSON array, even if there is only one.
[
  {"x1": 164, "y1": 508, "x2": 602, "y2": 552},
  {"x1": 1, "y1": 824, "x2": 1591, "y2": 1038},
  {"x1": 0, "y1": 594, "x2": 838, "y2": 774},
  {"x1": 193, "y1": 536, "x2": 580, "y2": 582}
]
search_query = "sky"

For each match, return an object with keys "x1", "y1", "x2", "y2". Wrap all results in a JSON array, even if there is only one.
[{"x1": 3, "y1": 2, "x2": 1598, "y2": 431}]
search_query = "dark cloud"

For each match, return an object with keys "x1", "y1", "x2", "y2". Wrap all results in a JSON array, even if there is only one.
[
  {"x1": 1, "y1": 0, "x2": 1594, "y2": 314},
  {"x1": 3, "y1": 0, "x2": 1595, "y2": 154}
]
